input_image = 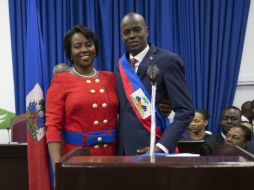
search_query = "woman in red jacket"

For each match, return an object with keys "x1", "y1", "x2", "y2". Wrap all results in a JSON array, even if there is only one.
[{"x1": 46, "y1": 25, "x2": 119, "y2": 172}]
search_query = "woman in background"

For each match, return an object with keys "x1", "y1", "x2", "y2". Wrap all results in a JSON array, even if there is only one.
[{"x1": 182, "y1": 109, "x2": 211, "y2": 141}]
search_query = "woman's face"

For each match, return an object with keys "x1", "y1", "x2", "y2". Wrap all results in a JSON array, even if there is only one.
[
  {"x1": 188, "y1": 112, "x2": 207, "y2": 133},
  {"x1": 70, "y1": 32, "x2": 96, "y2": 69},
  {"x1": 225, "y1": 127, "x2": 246, "y2": 148}
]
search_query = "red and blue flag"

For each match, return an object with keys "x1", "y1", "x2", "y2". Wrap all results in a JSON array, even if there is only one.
[{"x1": 25, "y1": 0, "x2": 52, "y2": 189}]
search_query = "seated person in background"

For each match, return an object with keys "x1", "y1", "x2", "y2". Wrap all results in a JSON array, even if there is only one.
[
  {"x1": 241, "y1": 121, "x2": 254, "y2": 154},
  {"x1": 205, "y1": 106, "x2": 242, "y2": 146},
  {"x1": 241, "y1": 101, "x2": 253, "y2": 124},
  {"x1": 202, "y1": 107, "x2": 242, "y2": 155},
  {"x1": 181, "y1": 109, "x2": 211, "y2": 141},
  {"x1": 241, "y1": 121, "x2": 253, "y2": 134},
  {"x1": 53, "y1": 63, "x2": 69, "y2": 74},
  {"x1": 224, "y1": 125, "x2": 252, "y2": 151}
]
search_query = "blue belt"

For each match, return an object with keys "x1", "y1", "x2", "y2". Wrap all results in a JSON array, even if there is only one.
[{"x1": 61, "y1": 129, "x2": 115, "y2": 146}]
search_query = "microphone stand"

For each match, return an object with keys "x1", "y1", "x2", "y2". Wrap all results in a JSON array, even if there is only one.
[
  {"x1": 147, "y1": 64, "x2": 159, "y2": 163},
  {"x1": 150, "y1": 81, "x2": 156, "y2": 163},
  {"x1": 7, "y1": 128, "x2": 11, "y2": 144}
]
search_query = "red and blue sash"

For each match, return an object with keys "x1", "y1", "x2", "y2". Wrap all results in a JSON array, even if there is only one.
[{"x1": 118, "y1": 53, "x2": 168, "y2": 139}]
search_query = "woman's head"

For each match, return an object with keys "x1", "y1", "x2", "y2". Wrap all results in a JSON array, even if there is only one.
[
  {"x1": 63, "y1": 25, "x2": 99, "y2": 67},
  {"x1": 188, "y1": 109, "x2": 209, "y2": 133}
]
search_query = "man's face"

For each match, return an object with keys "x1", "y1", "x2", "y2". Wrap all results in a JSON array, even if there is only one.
[
  {"x1": 225, "y1": 127, "x2": 246, "y2": 148},
  {"x1": 220, "y1": 108, "x2": 241, "y2": 133},
  {"x1": 121, "y1": 16, "x2": 148, "y2": 56}
]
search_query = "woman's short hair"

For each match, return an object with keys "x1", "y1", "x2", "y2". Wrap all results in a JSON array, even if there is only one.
[{"x1": 63, "y1": 25, "x2": 99, "y2": 61}]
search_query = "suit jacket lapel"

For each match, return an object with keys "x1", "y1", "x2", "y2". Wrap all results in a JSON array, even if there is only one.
[{"x1": 137, "y1": 45, "x2": 158, "y2": 79}]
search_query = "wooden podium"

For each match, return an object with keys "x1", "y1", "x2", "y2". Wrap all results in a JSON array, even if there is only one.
[
  {"x1": 0, "y1": 144, "x2": 28, "y2": 190},
  {"x1": 56, "y1": 146, "x2": 254, "y2": 190}
]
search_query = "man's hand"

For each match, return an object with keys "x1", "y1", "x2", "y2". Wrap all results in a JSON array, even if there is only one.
[
  {"x1": 136, "y1": 146, "x2": 162, "y2": 154},
  {"x1": 159, "y1": 99, "x2": 172, "y2": 117}
]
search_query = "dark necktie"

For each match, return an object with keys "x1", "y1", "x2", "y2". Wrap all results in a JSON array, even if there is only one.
[{"x1": 130, "y1": 58, "x2": 138, "y2": 70}]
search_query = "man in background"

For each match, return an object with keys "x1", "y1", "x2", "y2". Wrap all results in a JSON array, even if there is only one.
[
  {"x1": 53, "y1": 63, "x2": 69, "y2": 74},
  {"x1": 205, "y1": 106, "x2": 242, "y2": 147},
  {"x1": 241, "y1": 101, "x2": 253, "y2": 124},
  {"x1": 224, "y1": 125, "x2": 252, "y2": 150}
]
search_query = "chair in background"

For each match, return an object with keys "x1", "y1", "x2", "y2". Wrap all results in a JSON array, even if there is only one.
[
  {"x1": 11, "y1": 114, "x2": 27, "y2": 143},
  {"x1": 0, "y1": 129, "x2": 10, "y2": 143}
]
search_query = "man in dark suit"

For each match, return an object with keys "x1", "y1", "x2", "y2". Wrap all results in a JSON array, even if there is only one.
[{"x1": 116, "y1": 12, "x2": 194, "y2": 155}]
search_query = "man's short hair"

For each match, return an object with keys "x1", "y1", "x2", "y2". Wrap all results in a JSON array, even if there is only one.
[{"x1": 221, "y1": 106, "x2": 242, "y2": 117}]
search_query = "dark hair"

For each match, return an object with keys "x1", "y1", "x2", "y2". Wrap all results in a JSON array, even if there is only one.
[
  {"x1": 221, "y1": 106, "x2": 242, "y2": 117},
  {"x1": 241, "y1": 121, "x2": 253, "y2": 132},
  {"x1": 196, "y1": 109, "x2": 210, "y2": 120},
  {"x1": 241, "y1": 101, "x2": 252, "y2": 112},
  {"x1": 237, "y1": 124, "x2": 252, "y2": 141},
  {"x1": 63, "y1": 25, "x2": 99, "y2": 61}
]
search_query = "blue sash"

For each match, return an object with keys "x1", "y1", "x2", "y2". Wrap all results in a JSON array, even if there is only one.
[{"x1": 118, "y1": 53, "x2": 169, "y2": 138}]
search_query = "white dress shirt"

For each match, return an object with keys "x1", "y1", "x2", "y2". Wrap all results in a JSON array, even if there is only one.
[{"x1": 129, "y1": 45, "x2": 149, "y2": 73}]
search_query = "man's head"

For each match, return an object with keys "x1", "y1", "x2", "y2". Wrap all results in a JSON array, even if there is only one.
[
  {"x1": 220, "y1": 106, "x2": 242, "y2": 134},
  {"x1": 241, "y1": 101, "x2": 252, "y2": 121},
  {"x1": 241, "y1": 121, "x2": 253, "y2": 133},
  {"x1": 121, "y1": 13, "x2": 149, "y2": 56},
  {"x1": 224, "y1": 125, "x2": 252, "y2": 148},
  {"x1": 53, "y1": 63, "x2": 69, "y2": 74}
]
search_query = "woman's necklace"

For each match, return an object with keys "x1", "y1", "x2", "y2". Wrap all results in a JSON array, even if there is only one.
[{"x1": 72, "y1": 67, "x2": 97, "y2": 78}]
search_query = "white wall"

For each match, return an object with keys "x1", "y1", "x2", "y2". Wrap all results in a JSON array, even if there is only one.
[
  {"x1": 233, "y1": 0, "x2": 254, "y2": 108},
  {"x1": 0, "y1": 0, "x2": 15, "y2": 113}
]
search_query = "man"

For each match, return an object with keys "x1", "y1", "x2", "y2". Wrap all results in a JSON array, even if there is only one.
[
  {"x1": 116, "y1": 13, "x2": 194, "y2": 155},
  {"x1": 241, "y1": 121, "x2": 253, "y2": 134},
  {"x1": 241, "y1": 101, "x2": 253, "y2": 123},
  {"x1": 205, "y1": 106, "x2": 242, "y2": 147},
  {"x1": 224, "y1": 125, "x2": 252, "y2": 150},
  {"x1": 53, "y1": 63, "x2": 69, "y2": 74},
  {"x1": 241, "y1": 121, "x2": 254, "y2": 154}
]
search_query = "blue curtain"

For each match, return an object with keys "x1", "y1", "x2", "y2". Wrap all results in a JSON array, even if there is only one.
[
  {"x1": 9, "y1": 0, "x2": 250, "y2": 134},
  {"x1": 174, "y1": 0, "x2": 250, "y2": 133}
]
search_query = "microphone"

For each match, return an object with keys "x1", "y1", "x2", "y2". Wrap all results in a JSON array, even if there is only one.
[
  {"x1": 147, "y1": 64, "x2": 159, "y2": 84},
  {"x1": 147, "y1": 64, "x2": 159, "y2": 162}
]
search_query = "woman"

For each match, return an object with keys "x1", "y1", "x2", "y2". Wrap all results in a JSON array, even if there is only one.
[
  {"x1": 182, "y1": 109, "x2": 211, "y2": 140},
  {"x1": 45, "y1": 25, "x2": 119, "y2": 171}
]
